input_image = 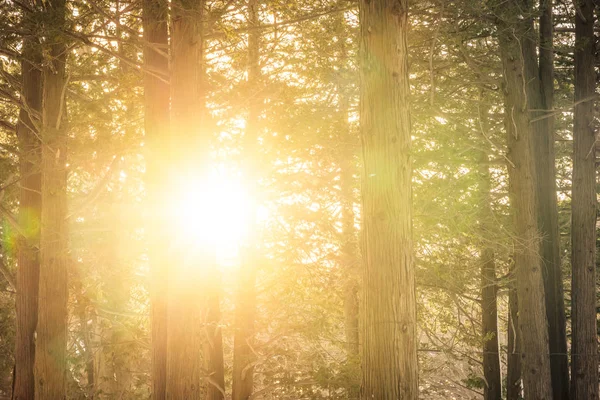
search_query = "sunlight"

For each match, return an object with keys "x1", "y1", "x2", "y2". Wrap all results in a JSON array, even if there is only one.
[{"x1": 169, "y1": 168, "x2": 254, "y2": 251}]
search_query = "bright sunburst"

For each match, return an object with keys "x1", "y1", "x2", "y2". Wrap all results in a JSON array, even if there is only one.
[{"x1": 168, "y1": 167, "x2": 260, "y2": 254}]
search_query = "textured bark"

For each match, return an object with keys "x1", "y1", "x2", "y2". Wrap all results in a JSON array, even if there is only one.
[
  {"x1": 205, "y1": 278, "x2": 225, "y2": 400},
  {"x1": 232, "y1": 249, "x2": 257, "y2": 400},
  {"x1": 480, "y1": 246, "x2": 501, "y2": 400},
  {"x1": 506, "y1": 261, "x2": 522, "y2": 400},
  {"x1": 166, "y1": 1, "x2": 205, "y2": 398},
  {"x1": 494, "y1": 1, "x2": 553, "y2": 398},
  {"x1": 536, "y1": 3, "x2": 569, "y2": 398},
  {"x1": 477, "y1": 108, "x2": 501, "y2": 400},
  {"x1": 34, "y1": 0, "x2": 69, "y2": 398},
  {"x1": 142, "y1": 1, "x2": 169, "y2": 399},
  {"x1": 231, "y1": 4, "x2": 260, "y2": 398},
  {"x1": 570, "y1": 1, "x2": 598, "y2": 398},
  {"x1": 358, "y1": 0, "x2": 418, "y2": 398},
  {"x1": 13, "y1": 5, "x2": 42, "y2": 399}
]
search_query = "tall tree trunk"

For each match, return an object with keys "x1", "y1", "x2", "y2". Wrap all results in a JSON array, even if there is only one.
[
  {"x1": 166, "y1": 0, "x2": 205, "y2": 398},
  {"x1": 13, "y1": 5, "x2": 43, "y2": 399},
  {"x1": 205, "y1": 276, "x2": 225, "y2": 400},
  {"x1": 142, "y1": 1, "x2": 169, "y2": 399},
  {"x1": 358, "y1": 1, "x2": 418, "y2": 398},
  {"x1": 232, "y1": 3, "x2": 260, "y2": 399},
  {"x1": 536, "y1": 2, "x2": 570, "y2": 398},
  {"x1": 478, "y1": 102, "x2": 501, "y2": 400},
  {"x1": 494, "y1": 1, "x2": 553, "y2": 398},
  {"x1": 232, "y1": 249, "x2": 257, "y2": 400},
  {"x1": 506, "y1": 261, "x2": 522, "y2": 400},
  {"x1": 35, "y1": 0, "x2": 69, "y2": 398},
  {"x1": 570, "y1": 0, "x2": 598, "y2": 398}
]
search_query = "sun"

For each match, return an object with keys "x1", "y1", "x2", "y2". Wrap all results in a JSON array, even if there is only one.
[{"x1": 168, "y1": 168, "x2": 257, "y2": 254}]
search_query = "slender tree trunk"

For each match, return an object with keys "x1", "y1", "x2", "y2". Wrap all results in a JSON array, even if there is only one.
[
  {"x1": 506, "y1": 260, "x2": 522, "y2": 400},
  {"x1": 358, "y1": 0, "x2": 418, "y2": 398},
  {"x1": 571, "y1": 1, "x2": 598, "y2": 398},
  {"x1": 478, "y1": 101, "x2": 501, "y2": 400},
  {"x1": 536, "y1": 2, "x2": 570, "y2": 398},
  {"x1": 205, "y1": 275, "x2": 225, "y2": 400},
  {"x1": 494, "y1": 1, "x2": 553, "y2": 398},
  {"x1": 232, "y1": 248, "x2": 257, "y2": 400},
  {"x1": 35, "y1": 0, "x2": 69, "y2": 398},
  {"x1": 13, "y1": 5, "x2": 43, "y2": 399},
  {"x1": 231, "y1": 4, "x2": 260, "y2": 399},
  {"x1": 480, "y1": 245, "x2": 501, "y2": 400},
  {"x1": 142, "y1": 1, "x2": 169, "y2": 399}
]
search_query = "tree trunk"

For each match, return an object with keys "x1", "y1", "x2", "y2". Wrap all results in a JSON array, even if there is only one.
[
  {"x1": 536, "y1": 2, "x2": 570, "y2": 398},
  {"x1": 232, "y1": 1, "x2": 261, "y2": 399},
  {"x1": 480, "y1": 246, "x2": 501, "y2": 400},
  {"x1": 571, "y1": 0, "x2": 598, "y2": 398},
  {"x1": 204, "y1": 276, "x2": 225, "y2": 400},
  {"x1": 35, "y1": 0, "x2": 69, "y2": 398},
  {"x1": 232, "y1": 249, "x2": 257, "y2": 400},
  {"x1": 142, "y1": 1, "x2": 169, "y2": 399},
  {"x1": 506, "y1": 261, "x2": 522, "y2": 400},
  {"x1": 494, "y1": 1, "x2": 553, "y2": 398},
  {"x1": 478, "y1": 101, "x2": 501, "y2": 400},
  {"x1": 166, "y1": 0, "x2": 205, "y2": 398},
  {"x1": 358, "y1": 1, "x2": 418, "y2": 398},
  {"x1": 12, "y1": 5, "x2": 43, "y2": 399}
]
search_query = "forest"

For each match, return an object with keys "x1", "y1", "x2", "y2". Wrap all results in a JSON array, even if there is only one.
[{"x1": 0, "y1": 0, "x2": 597, "y2": 399}]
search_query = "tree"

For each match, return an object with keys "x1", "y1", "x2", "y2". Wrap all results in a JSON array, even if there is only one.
[
  {"x1": 166, "y1": 0, "x2": 211, "y2": 398},
  {"x1": 142, "y1": 0, "x2": 170, "y2": 398},
  {"x1": 494, "y1": 0, "x2": 553, "y2": 397},
  {"x1": 478, "y1": 99, "x2": 501, "y2": 400},
  {"x1": 232, "y1": 0, "x2": 261, "y2": 398},
  {"x1": 358, "y1": 0, "x2": 418, "y2": 398},
  {"x1": 13, "y1": 3, "x2": 42, "y2": 399},
  {"x1": 570, "y1": 0, "x2": 598, "y2": 397},
  {"x1": 35, "y1": 0, "x2": 69, "y2": 398},
  {"x1": 536, "y1": 2, "x2": 569, "y2": 398}
]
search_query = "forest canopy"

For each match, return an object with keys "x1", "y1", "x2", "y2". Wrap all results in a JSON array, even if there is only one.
[{"x1": 0, "y1": 0, "x2": 598, "y2": 399}]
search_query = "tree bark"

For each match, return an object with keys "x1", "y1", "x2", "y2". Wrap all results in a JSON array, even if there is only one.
[
  {"x1": 142, "y1": 1, "x2": 169, "y2": 399},
  {"x1": 166, "y1": 0, "x2": 206, "y2": 398},
  {"x1": 570, "y1": 0, "x2": 598, "y2": 398},
  {"x1": 35, "y1": 0, "x2": 69, "y2": 398},
  {"x1": 12, "y1": 4, "x2": 42, "y2": 398},
  {"x1": 494, "y1": 1, "x2": 553, "y2": 398},
  {"x1": 204, "y1": 277, "x2": 225, "y2": 400},
  {"x1": 232, "y1": 3, "x2": 260, "y2": 399},
  {"x1": 506, "y1": 261, "x2": 522, "y2": 400},
  {"x1": 358, "y1": 0, "x2": 418, "y2": 398},
  {"x1": 536, "y1": 2, "x2": 570, "y2": 398},
  {"x1": 478, "y1": 102, "x2": 501, "y2": 400}
]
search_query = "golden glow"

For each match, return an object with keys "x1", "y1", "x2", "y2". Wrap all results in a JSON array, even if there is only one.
[{"x1": 168, "y1": 168, "x2": 261, "y2": 252}]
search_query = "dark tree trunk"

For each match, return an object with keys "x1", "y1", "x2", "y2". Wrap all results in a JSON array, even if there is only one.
[
  {"x1": 507, "y1": 261, "x2": 522, "y2": 400},
  {"x1": 12, "y1": 4, "x2": 42, "y2": 399},
  {"x1": 494, "y1": 0, "x2": 553, "y2": 398},
  {"x1": 570, "y1": 0, "x2": 598, "y2": 398},
  {"x1": 35, "y1": 0, "x2": 69, "y2": 398},
  {"x1": 232, "y1": 3, "x2": 260, "y2": 398},
  {"x1": 358, "y1": 0, "x2": 418, "y2": 398},
  {"x1": 142, "y1": 1, "x2": 170, "y2": 399},
  {"x1": 536, "y1": 2, "x2": 570, "y2": 398},
  {"x1": 478, "y1": 102, "x2": 501, "y2": 400}
]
